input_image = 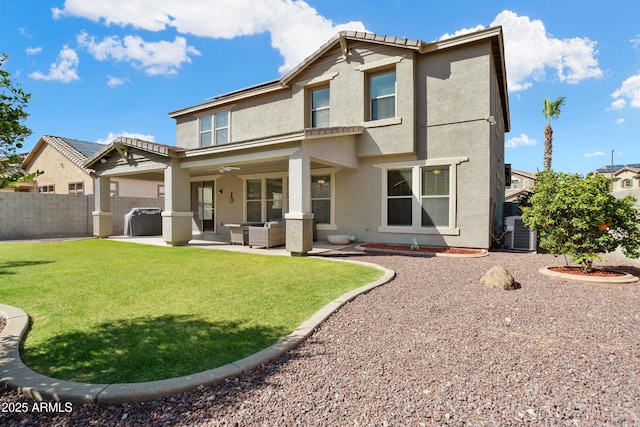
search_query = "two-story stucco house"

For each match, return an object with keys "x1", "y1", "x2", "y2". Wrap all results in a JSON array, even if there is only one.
[
  {"x1": 589, "y1": 164, "x2": 640, "y2": 191},
  {"x1": 505, "y1": 169, "x2": 536, "y2": 202},
  {"x1": 86, "y1": 27, "x2": 510, "y2": 255}
]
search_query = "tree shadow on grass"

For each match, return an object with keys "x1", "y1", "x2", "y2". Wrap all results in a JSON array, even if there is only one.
[
  {"x1": 22, "y1": 315, "x2": 289, "y2": 384},
  {"x1": 0, "y1": 260, "x2": 55, "y2": 275}
]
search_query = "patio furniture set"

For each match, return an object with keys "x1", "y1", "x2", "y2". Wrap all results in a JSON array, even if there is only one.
[{"x1": 227, "y1": 221, "x2": 286, "y2": 249}]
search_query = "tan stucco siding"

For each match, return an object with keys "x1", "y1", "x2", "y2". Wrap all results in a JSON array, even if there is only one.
[
  {"x1": 27, "y1": 146, "x2": 93, "y2": 194},
  {"x1": 331, "y1": 154, "x2": 493, "y2": 249},
  {"x1": 176, "y1": 89, "x2": 294, "y2": 149},
  {"x1": 417, "y1": 41, "x2": 496, "y2": 248},
  {"x1": 111, "y1": 177, "x2": 163, "y2": 198}
]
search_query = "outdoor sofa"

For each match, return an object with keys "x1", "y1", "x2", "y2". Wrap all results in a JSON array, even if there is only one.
[{"x1": 249, "y1": 221, "x2": 286, "y2": 249}]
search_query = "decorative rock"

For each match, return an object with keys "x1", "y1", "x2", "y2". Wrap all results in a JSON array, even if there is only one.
[{"x1": 481, "y1": 266, "x2": 519, "y2": 290}]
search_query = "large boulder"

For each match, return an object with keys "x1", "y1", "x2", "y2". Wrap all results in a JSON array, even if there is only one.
[{"x1": 481, "y1": 266, "x2": 519, "y2": 290}]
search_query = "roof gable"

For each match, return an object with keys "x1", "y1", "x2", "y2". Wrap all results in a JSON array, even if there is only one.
[
  {"x1": 84, "y1": 136, "x2": 184, "y2": 168},
  {"x1": 21, "y1": 135, "x2": 104, "y2": 172},
  {"x1": 511, "y1": 169, "x2": 537, "y2": 180}
]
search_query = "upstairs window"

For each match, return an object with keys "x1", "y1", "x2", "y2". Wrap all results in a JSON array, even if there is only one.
[
  {"x1": 369, "y1": 70, "x2": 396, "y2": 121},
  {"x1": 622, "y1": 179, "x2": 633, "y2": 188},
  {"x1": 311, "y1": 87, "x2": 330, "y2": 128},
  {"x1": 214, "y1": 111, "x2": 229, "y2": 144},
  {"x1": 200, "y1": 111, "x2": 230, "y2": 147},
  {"x1": 199, "y1": 116, "x2": 212, "y2": 147}
]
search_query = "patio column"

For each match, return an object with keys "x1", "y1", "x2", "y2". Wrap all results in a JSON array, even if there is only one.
[
  {"x1": 162, "y1": 158, "x2": 193, "y2": 246},
  {"x1": 92, "y1": 174, "x2": 113, "y2": 238},
  {"x1": 286, "y1": 148, "x2": 314, "y2": 256}
]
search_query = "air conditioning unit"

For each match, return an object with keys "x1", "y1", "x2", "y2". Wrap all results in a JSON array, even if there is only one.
[{"x1": 504, "y1": 216, "x2": 537, "y2": 251}]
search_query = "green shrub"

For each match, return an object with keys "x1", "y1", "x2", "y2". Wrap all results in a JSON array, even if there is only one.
[{"x1": 522, "y1": 171, "x2": 640, "y2": 272}]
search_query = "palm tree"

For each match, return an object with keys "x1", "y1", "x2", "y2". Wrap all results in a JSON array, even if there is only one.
[{"x1": 542, "y1": 96, "x2": 566, "y2": 171}]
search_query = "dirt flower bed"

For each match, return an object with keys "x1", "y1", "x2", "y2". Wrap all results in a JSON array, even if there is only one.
[
  {"x1": 549, "y1": 266, "x2": 626, "y2": 277},
  {"x1": 360, "y1": 242, "x2": 485, "y2": 255}
]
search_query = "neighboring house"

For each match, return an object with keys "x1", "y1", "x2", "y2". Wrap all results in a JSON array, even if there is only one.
[
  {"x1": 589, "y1": 164, "x2": 640, "y2": 191},
  {"x1": 21, "y1": 135, "x2": 164, "y2": 198},
  {"x1": 0, "y1": 153, "x2": 34, "y2": 192},
  {"x1": 505, "y1": 169, "x2": 536, "y2": 202},
  {"x1": 86, "y1": 27, "x2": 510, "y2": 254}
]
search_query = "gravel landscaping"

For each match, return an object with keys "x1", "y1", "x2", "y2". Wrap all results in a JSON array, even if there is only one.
[{"x1": 1, "y1": 249, "x2": 639, "y2": 426}]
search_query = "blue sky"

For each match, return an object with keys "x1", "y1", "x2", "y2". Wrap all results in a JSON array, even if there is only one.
[{"x1": 2, "y1": 0, "x2": 639, "y2": 175}]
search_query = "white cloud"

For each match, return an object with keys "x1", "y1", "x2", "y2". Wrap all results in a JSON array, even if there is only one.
[
  {"x1": 584, "y1": 151, "x2": 605, "y2": 158},
  {"x1": 615, "y1": 118, "x2": 625, "y2": 124},
  {"x1": 77, "y1": 32, "x2": 200, "y2": 76},
  {"x1": 447, "y1": 11, "x2": 603, "y2": 91},
  {"x1": 505, "y1": 133, "x2": 537, "y2": 148},
  {"x1": 439, "y1": 25, "x2": 485, "y2": 40},
  {"x1": 26, "y1": 47, "x2": 42, "y2": 55},
  {"x1": 609, "y1": 98, "x2": 627, "y2": 110},
  {"x1": 611, "y1": 74, "x2": 640, "y2": 108},
  {"x1": 95, "y1": 131, "x2": 155, "y2": 145},
  {"x1": 53, "y1": 0, "x2": 366, "y2": 74},
  {"x1": 107, "y1": 76, "x2": 128, "y2": 87},
  {"x1": 29, "y1": 45, "x2": 80, "y2": 83},
  {"x1": 632, "y1": 35, "x2": 640, "y2": 49}
]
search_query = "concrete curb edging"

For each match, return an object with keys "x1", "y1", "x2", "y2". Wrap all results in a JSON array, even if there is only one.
[
  {"x1": 0, "y1": 261, "x2": 395, "y2": 405},
  {"x1": 538, "y1": 267, "x2": 639, "y2": 285}
]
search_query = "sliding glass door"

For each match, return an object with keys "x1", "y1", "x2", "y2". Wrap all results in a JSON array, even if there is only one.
[{"x1": 191, "y1": 181, "x2": 215, "y2": 233}]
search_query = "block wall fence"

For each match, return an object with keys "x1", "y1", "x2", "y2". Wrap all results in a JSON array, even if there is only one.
[{"x1": 0, "y1": 193, "x2": 164, "y2": 240}]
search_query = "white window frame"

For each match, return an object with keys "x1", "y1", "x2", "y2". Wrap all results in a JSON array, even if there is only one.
[
  {"x1": 311, "y1": 168, "x2": 337, "y2": 230},
  {"x1": 38, "y1": 184, "x2": 55, "y2": 193},
  {"x1": 199, "y1": 115, "x2": 212, "y2": 147},
  {"x1": 310, "y1": 86, "x2": 330, "y2": 128},
  {"x1": 214, "y1": 111, "x2": 230, "y2": 145},
  {"x1": 110, "y1": 181, "x2": 119, "y2": 197},
  {"x1": 374, "y1": 157, "x2": 468, "y2": 235},
  {"x1": 621, "y1": 178, "x2": 633, "y2": 188},
  {"x1": 357, "y1": 56, "x2": 404, "y2": 125},
  {"x1": 241, "y1": 172, "x2": 289, "y2": 223},
  {"x1": 368, "y1": 69, "x2": 396, "y2": 122},
  {"x1": 68, "y1": 181, "x2": 84, "y2": 195},
  {"x1": 199, "y1": 110, "x2": 231, "y2": 147}
]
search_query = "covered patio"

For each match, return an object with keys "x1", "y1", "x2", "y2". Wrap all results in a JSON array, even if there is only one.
[{"x1": 85, "y1": 130, "x2": 361, "y2": 256}]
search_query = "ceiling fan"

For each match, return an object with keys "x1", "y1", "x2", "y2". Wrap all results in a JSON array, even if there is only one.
[{"x1": 211, "y1": 166, "x2": 240, "y2": 173}]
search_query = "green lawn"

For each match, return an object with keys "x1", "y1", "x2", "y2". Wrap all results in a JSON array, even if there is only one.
[{"x1": 0, "y1": 239, "x2": 382, "y2": 384}]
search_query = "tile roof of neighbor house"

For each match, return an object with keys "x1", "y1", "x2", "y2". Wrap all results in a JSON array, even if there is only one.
[
  {"x1": 21, "y1": 135, "x2": 106, "y2": 172},
  {"x1": 511, "y1": 169, "x2": 537, "y2": 180}
]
